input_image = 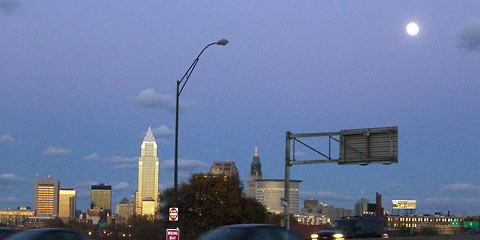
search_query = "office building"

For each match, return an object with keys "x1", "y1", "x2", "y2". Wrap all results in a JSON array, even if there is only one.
[
  {"x1": 354, "y1": 198, "x2": 369, "y2": 216},
  {"x1": 209, "y1": 161, "x2": 239, "y2": 177},
  {"x1": 58, "y1": 189, "x2": 76, "y2": 221},
  {"x1": 91, "y1": 184, "x2": 111, "y2": 211},
  {"x1": 301, "y1": 199, "x2": 353, "y2": 222},
  {"x1": 256, "y1": 179, "x2": 301, "y2": 214},
  {"x1": 34, "y1": 179, "x2": 59, "y2": 217},
  {"x1": 136, "y1": 127, "x2": 159, "y2": 215},
  {"x1": 386, "y1": 214, "x2": 464, "y2": 235},
  {"x1": 245, "y1": 146, "x2": 301, "y2": 214},
  {"x1": 116, "y1": 197, "x2": 134, "y2": 223},
  {"x1": 246, "y1": 146, "x2": 262, "y2": 198},
  {"x1": 0, "y1": 208, "x2": 35, "y2": 227}
]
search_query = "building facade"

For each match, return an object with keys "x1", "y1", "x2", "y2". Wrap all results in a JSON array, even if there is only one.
[
  {"x1": 91, "y1": 184, "x2": 111, "y2": 211},
  {"x1": 354, "y1": 198, "x2": 369, "y2": 216},
  {"x1": 136, "y1": 127, "x2": 159, "y2": 215},
  {"x1": 256, "y1": 179, "x2": 301, "y2": 214},
  {"x1": 116, "y1": 197, "x2": 134, "y2": 223},
  {"x1": 301, "y1": 199, "x2": 353, "y2": 222},
  {"x1": 209, "y1": 161, "x2": 239, "y2": 177},
  {"x1": 0, "y1": 208, "x2": 35, "y2": 227},
  {"x1": 59, "y1": 189, "x2": 76, "y2": 221},
  {"x1": 34, "y1": 179, "x2": 59, "y2": 217},
  {"x1": 386, "y1": 214, "x2": 464, "y2": 235},
  {"x1": 246, "y1": 146, "x2": 262, "y2": 198}
]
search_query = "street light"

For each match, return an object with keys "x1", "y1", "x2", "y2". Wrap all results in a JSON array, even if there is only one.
[{"x1": 174, "y1": 39, "x2": 228, "y2": 206}]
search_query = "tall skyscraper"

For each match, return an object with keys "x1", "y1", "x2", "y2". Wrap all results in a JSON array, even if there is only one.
[
  {"x1": 209, "y1": 161, "x2": 239, "y2": 177},
  {"x1": 34, "y1": 179, "x2": 59, "y2": 217},
  {"x1": 91, "y1": 184, "x2": 111, "y2": 211},
  {"x1": 136, "y1": 127, "x2": 159, "y2": 216},
  {"x1": 59, "y1": 189, "x2": 76, "y2": 221},
  {"x1": 246, "y1": 146, "x2": 262, "y2": 198}
]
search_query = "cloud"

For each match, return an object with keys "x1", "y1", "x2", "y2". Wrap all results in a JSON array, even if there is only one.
[
  {"x1": 0, "y1": 134, "x2": 16, "y2": 144},
  {"x1": 159, "y1": 159, "x2": 210, "y2": 172},
  {"x1": 0, "y1": 173, "x2": 25, "y2": 190},
  {"x1": 0, "y1": 0, "x2": 19, "y2": 15},
  {"x1": 152, "y1": 125, "x2": 174, "y2": 138},
  {"x1": 76, "y1": 181, "x2": 99, "y2": 187},
  {"x1": 457, "y1": 19, "x2": 480, "y2": 52},
  {"x1": 43, "y1": 147, "x2": 73, "y2": 156},
  {"x1": 132, "y1": 88, "x2": 198, "y2": 111},
  {"x1": 442, "y1": 183, "x2": 480, "y2": 193},
  {"x1": 83, "y1": 153, "x2": 137, "y2": 169},
  {"x1": 113, "y1": 182, "x2": 129, "y2": 191},
  {"x1": 0, "y1": 195, "x2": 25, "y2": 203},
  {"x1": 301, "y1": 191, "x2": 356, "y2": 202},
  {"x1": 133, "y1": 88, "x2": 175, "y2": 110}
]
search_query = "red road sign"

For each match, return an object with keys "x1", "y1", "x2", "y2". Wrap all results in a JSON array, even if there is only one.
[
  {"x1": 166, "y1": 229, "x2": 180, "y2": 240},
  {"x1": 169, "y1": 207, "x2": 178, "y2": 221}
]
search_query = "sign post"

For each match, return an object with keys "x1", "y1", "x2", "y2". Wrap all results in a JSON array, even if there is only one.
[
  {"x1": 169, "y1": 208, "x2": 179, "y2": 221},
  {"x1": 166, "y1": 229, "x2": 180, "y2": 240}
]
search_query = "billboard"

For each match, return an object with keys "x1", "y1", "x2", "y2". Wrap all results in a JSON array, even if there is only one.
[
  {"x1": 338, "y1": 126, "x2": 398, "y2": 165},
  {"x1": 392, "y1": 200, "x2": 416, "y2": 209}
]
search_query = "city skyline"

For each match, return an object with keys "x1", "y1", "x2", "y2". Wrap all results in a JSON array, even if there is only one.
[{"x1": 1, "y1": 1, "x2": 480, "y2": 216}]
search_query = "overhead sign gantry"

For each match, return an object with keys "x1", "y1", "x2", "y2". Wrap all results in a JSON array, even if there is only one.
[{"x1": 283, "y1": 126, "x2": 398, "y2": 230}]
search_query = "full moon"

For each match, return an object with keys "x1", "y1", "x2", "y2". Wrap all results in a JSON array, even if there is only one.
[{"x1": 406, "y1": 22, "x2": 419, "y2": 36}]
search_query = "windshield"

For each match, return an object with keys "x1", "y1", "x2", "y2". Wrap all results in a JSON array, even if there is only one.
[{"x1": 326, "y1": 219, "x2": 356, "y2": 231}]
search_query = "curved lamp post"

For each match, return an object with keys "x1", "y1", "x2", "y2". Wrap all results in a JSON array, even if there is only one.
[{"x1": 174, "y1": 39, "x2": 228, "y2": 205}]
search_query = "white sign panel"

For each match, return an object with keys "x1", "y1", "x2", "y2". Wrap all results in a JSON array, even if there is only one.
[{"x1": 169, "y1": 207, "x2": 178, "y2": 221}]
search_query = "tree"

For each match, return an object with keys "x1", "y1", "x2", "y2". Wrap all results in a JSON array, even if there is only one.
[{"x1": 160, "y1": 173, "x2": 268, "y2": 239}]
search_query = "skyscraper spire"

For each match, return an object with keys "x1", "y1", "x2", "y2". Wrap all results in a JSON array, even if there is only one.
[
  {"x1": 144, "y1": 126, "x2": 155, "y2": 142},
  {"x1": 246, "y1": 145, "x2": 263, "y2": 198},
  {"x1": 250, "y1": 146, "x2": 262, "y2": 177}
]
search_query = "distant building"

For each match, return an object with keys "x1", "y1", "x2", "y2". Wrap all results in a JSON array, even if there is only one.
[
  {"x1": 387, "y1": 214, "x2": 465, "y2": 235},
  {"x1": 256, "y1": 179, "x2": 301, "y2": 214},
  {"x1": 301, "y1": 199, "x2": 353, "y2": 222},
  {"x1": 0, "y1": 208, "x2": 35, "y2": 227},
  {"x1": 116, "y1": 197, "x2": 134, "y2": 223},
  {"x1": 91, "y1": 184, "x2": 112, "y2": 211},
  {"x1": 34, "y1": 179, "x2": 60, "y2": 217},
  {"x1": 58, "y1": 189, "x2": 76, "y2": 221},
  {"x1": 245, "y1": 146, "x2": 301, "y2": 214},
  {"x1": 246, "y1": 146, "x2": 262, "y2": 198},
  {"x1": 209, "y1": 161, "x2": 239, "y2": 177},
  {"x1": 354, "y1": 198, "x2": 368, "y2": 216},
  {"x1": 136, "y1": 127, "x2": 160, "y2": 216}
]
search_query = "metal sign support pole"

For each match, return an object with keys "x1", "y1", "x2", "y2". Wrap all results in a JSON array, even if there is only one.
[{"x1": 284, "y1": 131, "x2": 291, "y2": 230}]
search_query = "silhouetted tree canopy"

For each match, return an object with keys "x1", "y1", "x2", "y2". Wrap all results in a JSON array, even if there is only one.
[{"x1": 160, "y1": 173, "x2": 268, "y2": 239}]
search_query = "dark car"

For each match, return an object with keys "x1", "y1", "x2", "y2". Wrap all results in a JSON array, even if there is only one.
[
  {"x1": 0, "y1": 228, "x2": 18, "y2": 240},
  {"x1": 466, "y1": 228, "x2": 480, "y2": 235},
  {"x1": 6, "y1": 228, "x2": 92, "y2": 240},
  {"x1": 197, "y1": 224, "x2": 306, "y2": 240},
  {"x1": 311, "y1": 217, "x2": 388, "y2": 239}
]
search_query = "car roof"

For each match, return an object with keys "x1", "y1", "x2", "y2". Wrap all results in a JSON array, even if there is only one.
[
  {"x1": 21, "y1": 228, "x2": 77, "y2": 233},
  {"x1": 218, "y1": 224, "x2": 279, "y2": 229}
]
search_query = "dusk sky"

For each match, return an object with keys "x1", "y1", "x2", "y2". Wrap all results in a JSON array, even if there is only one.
[{"x1": 1, "y1": 1, "x2": 480, "y2": 216}]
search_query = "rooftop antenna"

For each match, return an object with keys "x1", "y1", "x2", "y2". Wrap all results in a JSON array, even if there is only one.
[{"x1": 48, "y1": 175, "x2": 51, "y2": 180}]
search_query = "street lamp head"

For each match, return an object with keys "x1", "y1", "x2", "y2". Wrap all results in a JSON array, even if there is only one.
[{"x1": 216, "y1": 39, "x2": 228, "y2": 46}]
